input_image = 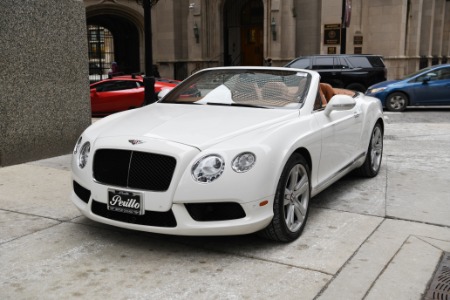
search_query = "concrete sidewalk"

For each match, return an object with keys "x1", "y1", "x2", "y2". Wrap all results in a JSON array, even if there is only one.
[{"x1": 1, "y1": 112, "x2": 450, "y2": 299}]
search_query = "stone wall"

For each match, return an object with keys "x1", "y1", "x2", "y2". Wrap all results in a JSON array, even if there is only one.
[{"x1": 0, "y1": 0, "x2": 91, "y2": 167}]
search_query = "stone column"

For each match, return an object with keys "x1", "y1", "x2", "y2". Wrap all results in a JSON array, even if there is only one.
[{"x1": 0, "y1": 0, "x2": 91, "y2": 167}]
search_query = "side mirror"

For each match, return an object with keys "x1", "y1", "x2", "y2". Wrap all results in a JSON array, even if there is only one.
[
  {"x1": 157, "y1": 88, "x2": 172, "y2": 100},
  {"x1": 324, "y1": 94, "x2": 356, "y2": 116}
]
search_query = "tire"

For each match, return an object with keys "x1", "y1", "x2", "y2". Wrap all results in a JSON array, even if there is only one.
[
  {"x1": 346, "y1": 83, "x2": 366, "y2": 92},
  {"x1": 386, "y1": 92, "x2": 408, "y2": 112},
  {"x1": 260, "y1": 153, "x2": 311, "y2": 242},
  {"x1": 355, "y1": 123, "x2": 383, "y2": 177}
]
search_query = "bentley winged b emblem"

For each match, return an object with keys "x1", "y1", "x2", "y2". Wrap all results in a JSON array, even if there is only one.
[{"x1": 128, "y1": 139, "x2": 145, "y2": 145}]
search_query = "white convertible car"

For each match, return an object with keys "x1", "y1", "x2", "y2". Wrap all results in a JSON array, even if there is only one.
[{"x1": 72, "y1": 67, "x2": 384, "y2": 242}]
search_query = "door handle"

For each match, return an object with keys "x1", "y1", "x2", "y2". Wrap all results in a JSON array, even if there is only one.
[{"x1": 354, "y1": 111, "x2": 361, "y2": 118}]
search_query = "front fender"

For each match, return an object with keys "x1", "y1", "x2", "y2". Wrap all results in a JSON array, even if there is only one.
[
  {"x1": 172, "y1": 113, "x2": 321, "y2": 204},
  {"x1": 359, "y1": 96, "x2": 384, "y2": 149}
]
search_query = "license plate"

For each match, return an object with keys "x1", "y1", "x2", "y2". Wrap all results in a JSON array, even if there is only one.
[{"x1": 107, "y1": 189, "x2": 144, "y2": 215}]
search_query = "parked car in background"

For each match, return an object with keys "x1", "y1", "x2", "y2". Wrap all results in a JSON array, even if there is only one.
[
  {"x1": 90, "y1": 75, "x2": 180, "y2": 116},
  {"x1": 72, "y1": 66, "x2": 384, "y2": 243},
  {"x1": 366, "y1": 64, "x2": 450, "y2": 111},
  {"x1": 285, "y1": 54, "x2": 387, "y2": 92}
]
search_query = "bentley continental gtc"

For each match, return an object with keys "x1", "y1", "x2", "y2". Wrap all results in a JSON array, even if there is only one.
[{"x1": 71, "y1": 67, "x2": 384, "y2": 242}]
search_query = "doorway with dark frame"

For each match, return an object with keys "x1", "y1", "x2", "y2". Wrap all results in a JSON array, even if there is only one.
[
  {"x1": 224, "y1": 0, "x2": 264, "y2": 66},
  {"x1": 87, "y1": 14, "x2": 140, "y2": 82}
]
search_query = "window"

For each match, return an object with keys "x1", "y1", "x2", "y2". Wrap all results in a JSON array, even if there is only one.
[
  {"x1": 313, "y1": 57, "x2": 334, "y2": 70},
  {"x1": 366, "y1": 56, "x2": 385, "y2": 68},
  {"x1": 437, "y1": 67, "x2": 450, "y2": 80},
  {"x1": 289, "y1": 58, "x2": 311, "y2": 69},
  {"x1": 416, "y1": 67, "x2": 450, "y2": 81},
  {"x1": 347, "y1": 56, "x2": 372, "y2": 68},
  {"x1": 95, "y1": 81, "x2": 139, "y2": 92},
  {"x1": 335, "y1": 57, "x2": 350, "y2": 69},
  {"x1": 88, "y1": 25, "x2": 115, "y2": 78}
]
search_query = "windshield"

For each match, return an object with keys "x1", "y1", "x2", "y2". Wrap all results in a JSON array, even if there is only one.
[
  {"x1": 403, "y1": 66, "x2": 435, "y2": 80},
  {"x1": 160, "y1": 69, "x2": 311, "y2": 109}
]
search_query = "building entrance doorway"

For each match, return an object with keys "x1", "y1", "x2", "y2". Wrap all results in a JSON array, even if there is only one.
[
  {"x1": 224, "y1": 0, "x2": 264, "y2": 66},
  {"x1": 87, "y1": 14, "x2": 140, "y2": 82}
]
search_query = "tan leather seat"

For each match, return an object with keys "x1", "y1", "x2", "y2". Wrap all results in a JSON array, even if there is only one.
[
  {"x1": 320, "y1": 83, "x2": 336, "y2": 103},
  {"x1": 333, "y1": 88, "x2": 356, "y2": 97},
  {"x1": 319, "y1": 88, "x2": 327, "y2": 107}
]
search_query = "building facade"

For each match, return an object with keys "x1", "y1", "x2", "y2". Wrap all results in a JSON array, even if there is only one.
[{"x1": 84, "y1": 0, "x2": 450, "y2": 81}]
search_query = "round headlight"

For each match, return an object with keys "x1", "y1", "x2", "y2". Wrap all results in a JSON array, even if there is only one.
[
  {"x1": 73, "y1": 136, "x2": 82, "y2": 154},
  {"x1": 78, "y1": 142, "x2": 90, "y2": 169},
  {"x1": 232, "y1": 152, "x2": 256, "y2": 173},
  {"x1": 192, "y1": 155, "x2": 225, "y2": 183}
]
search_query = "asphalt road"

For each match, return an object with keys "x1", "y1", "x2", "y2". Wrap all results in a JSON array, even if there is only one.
[{"x1": 1, "y1": 110, "x2": 450, "y2": 300}]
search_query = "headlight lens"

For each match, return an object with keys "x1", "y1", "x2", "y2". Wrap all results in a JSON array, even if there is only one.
[
  {"x1": 192, "y1": 155, "x2": 225, "y2": 183},
  {"x1": 73, "y1": 136, "x2": 82, "y2": 154},
  {"x1": 232, "y1": 152, "x2": 256, "y2": 173},
  {"x1": 78, "y1": 142, "x2": 90, "y2": 169},
  {"x1": 368, "y1": 87, "x2": 387, "y2": 94}
]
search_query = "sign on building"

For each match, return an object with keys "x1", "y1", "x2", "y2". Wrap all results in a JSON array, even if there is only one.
[{"x1": 324, "y1": 24, "x2": 341, "y2": 45}]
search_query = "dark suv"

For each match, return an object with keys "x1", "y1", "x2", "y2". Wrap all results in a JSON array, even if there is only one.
[{"x1": 285, "y1": 54, "x2": 387, "y2": 92}]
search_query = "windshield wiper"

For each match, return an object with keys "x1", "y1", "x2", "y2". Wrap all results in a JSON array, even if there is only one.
[{"x1": 206, "y1": 102, "x2": 270, "y2": 109}]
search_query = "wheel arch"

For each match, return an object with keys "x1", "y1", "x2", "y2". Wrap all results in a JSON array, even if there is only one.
[
  {"x1": 376, "y1": 116, "x2": 385, "y2": 133},
  {"x1": 359, "y1": 98, "x2": 385, "y2": 154},
  {"x1": 367, "y1": 116, "x2": 384, "y2": 149},
  {"x1": 291, "y1": 147, "x2": 312, "y2": 176},
  {"x1": 387, "y1": 90, "x2": 410, "y2": 105},
  {"x1": 345, "y1": 82, "x2": 366, "y2": 92}
]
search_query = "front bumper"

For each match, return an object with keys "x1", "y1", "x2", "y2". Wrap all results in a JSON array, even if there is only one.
[
  {"x1": 365, "y1": 91, "x2": 388, "y2": 106},
  {"x1": 71, "y1": 186, "x2": 274, "y2": 236},
  {"x1": 72, "y1": 135, "x2": 278, "y2": 236}
]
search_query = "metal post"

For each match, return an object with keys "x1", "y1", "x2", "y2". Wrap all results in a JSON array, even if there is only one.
[
  {"x1": 143, "y1": 0, "x2": 156, "y2": 105},
  {"x1": 340, "y1": 0, "x2": 347, "y2": 54}
]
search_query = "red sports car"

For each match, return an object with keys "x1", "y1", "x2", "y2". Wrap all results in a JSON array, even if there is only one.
[{"x1": 90, "y1": 75, "x2": 180, "y2": 116}]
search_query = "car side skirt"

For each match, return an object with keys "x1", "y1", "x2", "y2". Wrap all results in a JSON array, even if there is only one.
[{"x1": 312, "y1": 151, "x2": 366, "y2": 197}]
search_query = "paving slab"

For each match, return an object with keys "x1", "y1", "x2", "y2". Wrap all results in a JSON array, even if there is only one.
[
  {"x1": 0, "y1": 210, "x2": 60, "y2": 244},
  {"x1": 317, "y1": 219, "x2": 450, "y2": 300},
  {"x1": 0, "y1": 222, "x2": 330, "y2": 300},
  {"x1": 312, "y1": 161, "x2": 387, "y2": 217},
  {"x1": 164, "y1": 208, "x2": 383, "y2": 275},
  {"x1": 365, "y1": 236, "x2": 446, "y2": 300},
  {"x1": 384, "y1": 122, "x2": 450, "y2": 157},
  {"x1": 0, "y1": 164, "x2": 79, "y2": 221},
  {"x1": 382, "y1": 121, "x2": 450, "y2": 227},
  {"x1": 386, "y1": 155, "x2": 450, "y2": 226},
  {"x1": 28, "y1": 154, "x2": 72, "y2": 171}
]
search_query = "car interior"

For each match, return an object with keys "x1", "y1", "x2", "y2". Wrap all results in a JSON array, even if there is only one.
[{"x1": 319, "y1": 82, "x2": 356, "y2": 107}]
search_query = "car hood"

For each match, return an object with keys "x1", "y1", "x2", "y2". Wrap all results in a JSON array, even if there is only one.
[
  {"x1": 90, "y1": 103, "x2": 298, "y2": 150},
  {"x1": 368, "y1": 80, "x2": 400, "y2": 89}
]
